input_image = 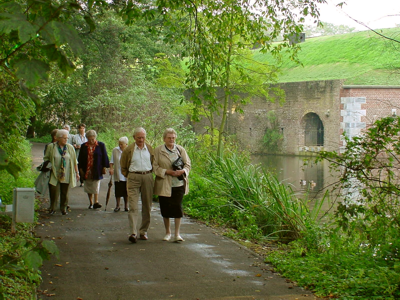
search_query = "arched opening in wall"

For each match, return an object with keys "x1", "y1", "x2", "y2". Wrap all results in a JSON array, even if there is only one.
[{"x1": 303, "y1": 113, "x2": 324, "y2": 146}]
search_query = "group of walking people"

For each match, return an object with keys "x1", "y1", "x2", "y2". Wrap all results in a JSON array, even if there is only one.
[{"x1": 40, "y1": 125, "x2": 191, "y2": 243}]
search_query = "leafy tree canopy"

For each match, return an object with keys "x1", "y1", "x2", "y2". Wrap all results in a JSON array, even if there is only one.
[{"x1": 131, "y1": 0, "x2": 326, "y2": 154}]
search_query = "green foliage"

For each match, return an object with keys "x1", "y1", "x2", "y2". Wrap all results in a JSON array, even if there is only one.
[
  {"x1": 267, "y1": 229, "x2": 400, "y2": 298},
  {"x1": 0, "y1": 139, "x2": 57, "y2": 299},
  {"x1": 35, "y1": 10, "x2": 186, "y2": 135},
  {"x1": 82, "y1": 76, "x2": 188, "y2": 141},
  {"x1": 262, "y1": 110, "x2": 283, "y2": 153},
  {"x1": 0, "y1": 137, "x2": 34, "y2": 186},
  {"x1": 0, "y1": 0, "x2": 105, "y2": 176},
  {"x1": 0, "y1": 0, "x2": 102, "y2": 87},
  {"x1": 318, "y1": 116, "x2": 400, "y2": 246},
  {"x1": 150, "y1": 0, "x2": 324, "y2": 156},
  {"x1": 0, "y1": 216, "x2": 59, "y2": 299},
  {"x1": 265, "y1": 116, "x2": 400, "y2": 298}
]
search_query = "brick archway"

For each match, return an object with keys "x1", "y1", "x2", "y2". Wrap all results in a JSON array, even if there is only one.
[{"x1": 301, "y1": 113, "x2": 324, "y2": 146}]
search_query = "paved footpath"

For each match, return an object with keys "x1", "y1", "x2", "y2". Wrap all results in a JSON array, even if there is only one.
[{"x1": 32, "y1": 143, "x2": 317, "y2": 300}]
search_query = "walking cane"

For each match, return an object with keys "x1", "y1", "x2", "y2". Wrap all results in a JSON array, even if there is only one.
[{"x1": 105, "y1": 175, "x2": 113, "y2": 211}]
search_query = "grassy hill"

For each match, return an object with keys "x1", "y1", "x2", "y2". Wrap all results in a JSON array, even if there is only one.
[{"x1": 252, "y1": 28, "x2": 400, "y2": 85}]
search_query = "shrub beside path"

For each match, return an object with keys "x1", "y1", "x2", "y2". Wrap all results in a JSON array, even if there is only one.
[{"x1": 32, "y1": 143, "x2": 317, "y2": 300}]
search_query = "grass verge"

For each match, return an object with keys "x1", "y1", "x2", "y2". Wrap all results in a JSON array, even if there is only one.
[{"x1": 184, "y1": 149, "x2": 400, "y2": 299}]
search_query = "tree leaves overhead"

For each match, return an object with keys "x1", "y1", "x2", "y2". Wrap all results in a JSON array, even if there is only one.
[
  {"x1": 0, "y1": 12, "x2": 37, "y2": 43},
  {"x1": 0, "y1": 0, "x2": 102, "y2": 87},
  {"x1": 0, "y1": 0, "x2": 104, "y2": 178},
  {"x1": 49, "y1": 21, "x2": 84, "y2": 55},
  {"x1": 14, "y1": 59, "x2": 50, "y2": 87}
]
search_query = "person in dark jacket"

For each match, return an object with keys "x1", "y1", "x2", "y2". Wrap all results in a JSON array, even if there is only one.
[{"x1": 78, "y1": 130, "x2": 110, "y2": 209}]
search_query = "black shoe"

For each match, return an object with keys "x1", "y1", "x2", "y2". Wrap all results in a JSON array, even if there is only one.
[
  {"x1": 128, "y1": 234, "x2": 137, "y2": 243},
  {"x1": 49, "y1": 210, "x2": 55, "y2": 215},
  {"x1": 93, "y1": 203, "x2": 102, "y2": 209},
  {"x1": 88, "y1": 205, "x2": 93, "y2": 209},
  {"x1": 114, "y1": 207, "x2": 120, "y2": 212},
  {"x1": 124, "y1": 208, "x2": 129, "y2": 212},
  {"x1": 61, "y1": 211, "x2": 68, "y2": 215}
]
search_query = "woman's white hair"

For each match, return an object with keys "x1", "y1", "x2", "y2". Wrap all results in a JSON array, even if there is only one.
[
  {"x1": 86, "y1": 130, "x2": 97, "y2": 138},
  {"x1": 133, "y1": 127, "x2": 146, "y2": 137},
  {"x1": 119, "y1": 136, "x2": 129, "y2": 145},
  {"x1": 163, "y1": 128, "x2": 177, "y2": 139},
  {"x1": 56, "y1": 129, "x2": 69, "y2": 138}
]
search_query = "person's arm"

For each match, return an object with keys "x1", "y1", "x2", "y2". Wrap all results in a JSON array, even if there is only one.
[
  {"x1": 69, "y1": 145, "x2": 80, "y2": 180},
  {"x1": 165, "y1": 146, "x2": 188, "y2": 177},
  {"x1": 43, "y1": 143, "x2": 52, "y2": 162},
  {"x1": 75, "y1": 164, "x2": 80, "y2": 180},
  {"x1": 153, "y1": 148, "x2": 167, "y2": 178},
  {"x1": 154, "y1": 147, "x2": 183, "y2": 177},
  {"x1": 120, "y1": 149, "x2": 129, "y2": 177},
  {"x1": 180, "y1": 146, "x2": 191, "y2": 177},
  {"x1": 102, "y1": 143, "x2": 110, "y2": 168},
  {"x1": 78, "y1": 144, "x2": 86, "y2": 175},
  {"x1": 73, "y1": 135, "x2": 79, "y2": 149},
  {"x1": 165, "y1": 169, "x2": 184, "y2": 177}
]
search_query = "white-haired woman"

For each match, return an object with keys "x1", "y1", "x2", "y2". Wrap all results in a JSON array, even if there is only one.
[
  {"x1": 109, "y1": 136, "x2": 129, "y2": 212},
  {"x1": 153, "y1": 128, "x2": 191, "y2": 242},
  {"x1": 62, "y1": 124, "x2": 74, "y2": 145},
  {"x1": 44, "y1": 129, "x2": 79, "y2": 215},
  {"x1": 78, "y1": 130, "x2": 110, "y2": 209}
]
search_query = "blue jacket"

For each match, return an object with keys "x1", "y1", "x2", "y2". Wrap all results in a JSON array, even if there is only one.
[{"x1": 78, "y1": 141, "x2": 110, "y2": 180}]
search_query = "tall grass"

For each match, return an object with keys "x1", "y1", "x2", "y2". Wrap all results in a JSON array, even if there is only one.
[{"x1": 185, "y1": 152, "x2": 326, "y2": 242}]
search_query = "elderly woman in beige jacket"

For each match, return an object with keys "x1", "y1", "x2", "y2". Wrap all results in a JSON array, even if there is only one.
[
  {"x1": 153, "y1": 128, "x2": 191, "y2": 242},
  {"x1": 44, "y1": 129, "x2": 79, "y2": 215}
]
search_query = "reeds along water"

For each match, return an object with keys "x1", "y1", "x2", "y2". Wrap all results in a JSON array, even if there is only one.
[
  {"x1": 208, "y1": 154, "x2": 330, "y2": 241},
  {"x1": 251, "y1": 154, "x2": 338, "y2": 217}
]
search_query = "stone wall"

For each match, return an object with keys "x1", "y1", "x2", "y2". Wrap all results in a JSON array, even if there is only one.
[{"x1": 188, "y1": 82, "x2": 400, "y2": 155}]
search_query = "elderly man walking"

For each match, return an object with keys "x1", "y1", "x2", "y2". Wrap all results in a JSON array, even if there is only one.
[{"x1": 120, "y1": 127, "x2": 154, "y2": 243}]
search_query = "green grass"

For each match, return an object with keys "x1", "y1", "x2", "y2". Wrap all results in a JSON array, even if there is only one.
[
  {"x1": 253, "y1": 28, "x2": 400, "y2": 85},
  {"x1": 182, "y1": 28, "x2": 400, "y2": 85}
]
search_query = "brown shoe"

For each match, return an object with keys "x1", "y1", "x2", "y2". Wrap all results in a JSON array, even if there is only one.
[
  {"x1": 139, "y1": 234, "x2": 148, "y2": 240},
  {"x1": 128, "y1": 234, "x2": 137, "y2": 243}
]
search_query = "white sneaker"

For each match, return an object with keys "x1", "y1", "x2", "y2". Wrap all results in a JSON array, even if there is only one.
[
  {"x1": 163, "y1": 234, "x2": 171, "y2": 241},
  {"x1": 174, "y1": 235, "x2": 184, "y2": 242}
]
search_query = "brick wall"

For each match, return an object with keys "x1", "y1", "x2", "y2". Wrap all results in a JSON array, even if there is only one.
[{"x1": 341, "y1": 86, "x2": 400, "y2": 126}]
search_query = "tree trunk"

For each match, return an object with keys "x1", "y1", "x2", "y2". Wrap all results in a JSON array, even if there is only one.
[
  {"x1": 217, "y1": 21, "x2": 233, "y2": 157},
  {"x1": 26, "y1": 116, "x2": 36, "y2": 138}
]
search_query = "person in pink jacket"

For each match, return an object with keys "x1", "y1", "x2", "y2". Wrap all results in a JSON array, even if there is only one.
[{"x1": 153, "y1": 128, "x2": 191, "y2": 242}]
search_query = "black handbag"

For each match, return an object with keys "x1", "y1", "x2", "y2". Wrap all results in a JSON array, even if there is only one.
[
  {"x1": 170, "y1": 147, "x2": 185, "y2": 180},
  {"x1": 172, "y1": 156, "x2": 184, "y2": 171},
  {"x1": 37, "y1": 161, "x2": 52, "y2": 172}
]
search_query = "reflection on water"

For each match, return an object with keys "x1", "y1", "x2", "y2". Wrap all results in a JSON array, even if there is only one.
[{"x1": 252, "y1": 154, "x2": 337, "y2": 197}]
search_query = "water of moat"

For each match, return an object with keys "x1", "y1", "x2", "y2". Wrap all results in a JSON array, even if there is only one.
[{"x1": 252, "y1": 154, "x2": 338, "y2": 203}]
